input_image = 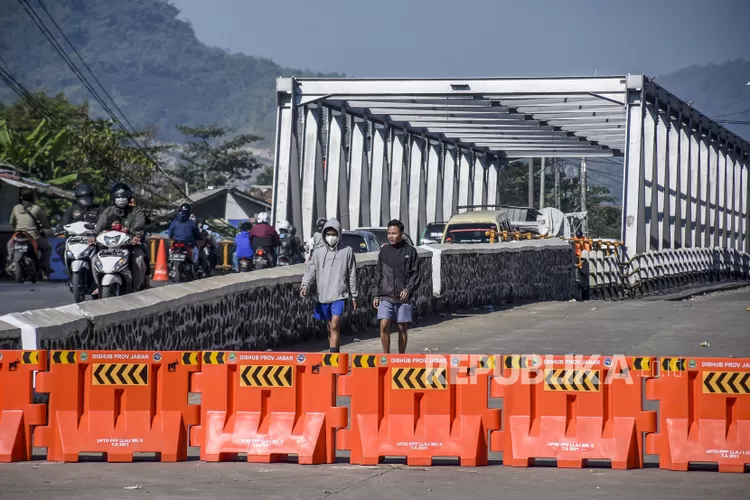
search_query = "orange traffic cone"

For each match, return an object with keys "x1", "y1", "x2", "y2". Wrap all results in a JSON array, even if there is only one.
[{"x1": 152, "y1": 239, "x2": 169, "y2": 282}]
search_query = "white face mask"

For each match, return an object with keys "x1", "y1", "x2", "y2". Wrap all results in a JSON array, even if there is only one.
[{"x1": 325, "y1": 235, "x2": 338, "y2": 247}]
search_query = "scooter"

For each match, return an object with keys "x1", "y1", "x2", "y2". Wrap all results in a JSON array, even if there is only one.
[
  {"x1": 91, "y1": 229, "x2": 133, "y2": 298},
  {"x1": 276, "y1": 237, "x2": 293, "y2": 267},
  {"x1": 238, "y1": 256, "x2": 252, "y2": 273},
  {"x1": 168, "y1": 241, "x2": 194, "y2": 283},
  {"x1": 63, "y1": 221, "x2": 98, "y2": 303},
  {"x1": 253, "y1": 247, "x2": 274, "y2": 270},
  {"x1": 5, "y1": 231, "x2": 40, "y2": 283}
]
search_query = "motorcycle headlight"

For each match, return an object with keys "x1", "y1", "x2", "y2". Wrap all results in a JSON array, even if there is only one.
[
  {"x1": 66, "y1": 250, "x2": 74, "y2": 261},
  {"x1": 81, "y1": 245, "x2": 96, "y2": 259},
  {"x1": 92, "y1": 257, "x2": 103, "y2": 273},
  {"x1": 114, "y1": 257, "x2": 129, "y2": 272}
]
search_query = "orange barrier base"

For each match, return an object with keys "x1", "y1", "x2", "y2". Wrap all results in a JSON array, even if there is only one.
[
  {"x1": 338, "y1": 354, "x2": 500, "y2": 466},
  {"x1": 499, "y1": 416, "x2": 644, "y2": 469},
  {"x1": 35, "y1": 351, "x2": 200, "y2": 462},
  {"x1": 0, "y1": 350, "x2": 47, "y2": 462},
  {"x1": 191, "y1": 352, "x2": 348, "y2": 464}
]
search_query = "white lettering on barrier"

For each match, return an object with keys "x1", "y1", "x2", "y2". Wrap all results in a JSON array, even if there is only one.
[
  {"x1": 547, "y1": 442, "x2": 595, "y2": 452},
  {"x1": 395, "y1": 441, "x2": 444, "y2": 451},
  {"x1": 92, "y1": 353, "x2": 113, "y2": 359},
  {"x1": 543, "y1": 359, "x2": 601, "y2": 365},
  {"x1": 239, "y1": 438, "x2": 284, "y2": 447},
  {"x1": 390, "y1": 357, "x2": 447, "y2": 365},
  {"x1": 705, "y1": 449, "x2": 750, "y2": 460},
  {"x1": 238, "y1": 355, "x2": 294, "y2": 361},
  {"x1": 95, "y1": 438, "x2": 144, "y2": 447}
]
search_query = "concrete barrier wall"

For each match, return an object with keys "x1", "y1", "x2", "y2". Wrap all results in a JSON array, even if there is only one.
[
  {"x1": 0, "y1": 319, "x2": 21, "y2": 349},
  {"x1": 1, "y1": 241, "x2": 576, "y2": 351}
]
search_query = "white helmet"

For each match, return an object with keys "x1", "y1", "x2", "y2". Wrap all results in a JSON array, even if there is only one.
[
  {"x1": 256, "y1": 212, "x2": 270, "y2": 224},
  {"x1": 277, "y1": 220, "x2": 291, "y2": 232}
]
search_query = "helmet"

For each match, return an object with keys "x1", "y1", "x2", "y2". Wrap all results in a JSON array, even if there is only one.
[
  {"x1": 575, "y1": 230, "x2": 584, "y2": 239},
  {"x1": 256, "y1": 212, "x2": 270, "y2": 224},
  {"x1": 277, "y1": 220, "x2": 291, "y2": 233},
  {"x1": 75, "y1": 184, "x2": 95, "y2": 208},
  {"x1": 316, "y1": 217, "x2": 326, "y2": 232},
  {"x1": 239, "y1": 222, "x2": 252, "y2": 231},
  {"x1": 19, "y1": 188, "x2": 35, "y2": 203},
  {"x1": 179, "y1": 203, "x2": 192, "y2": 215},
  {"x1": 110, "y1": 182, "x2": 132, "y2": 209}
]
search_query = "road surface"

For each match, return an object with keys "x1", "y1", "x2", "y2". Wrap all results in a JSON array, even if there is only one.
[{"x1": 3, "y1": 287, "x2": 749, "y2": 498}]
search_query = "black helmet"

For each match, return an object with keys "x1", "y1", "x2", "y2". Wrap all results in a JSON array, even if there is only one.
[
  {"x1": 178, "y1": 203, "x2": 192, "y2": 215},
  {"x1": 74, "y1": 184, "x2": 94, "y2": 208},
  {"x1": 110, "y1": 182, "x2": 132, "y2": 209},
  {"x1": 19, "y1": 188, "x2": 35, "y2": 203},
  {"x1": 316, "y1": 217, "x2": 326, "y2": 231},
  {"x1": 74, "y1": 184, "x2": 94, "y2": 198},
  {"x1": 575, "y1": 229, "x2": 584, "y2": 239},
  {"x1": 239, "y1": 222, "x2": 252, "y2": 231}
]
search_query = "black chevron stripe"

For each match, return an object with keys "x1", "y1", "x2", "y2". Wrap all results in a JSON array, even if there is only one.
[
  {"x1": 182, "y1": 352, "x2": 192, "y2": 365},
  {"x1": 405, "y1": 369, "x2": 416, "y2": 389},
  {"x1": 727, "y1": 372, "x2": 740, "y2": 393},
  {"x1": 704, "y1": 372, "x2": 715, "y2": 393},
  {"x1": 273, "y1": 366, "x2": 284, "y2": 386},
  {"x1": 127, "y1": 364, "x2": 138, "y2": 384},
  {"x1": 569, "y1": 371, "x2": 579, "y2": 391},
  {"x1": 94, "y1": 364, "x2": 105, "y2": 384},
  {"x1": 116, "y1": 364, "x2": 128, "y2": 384},
  {"x1": 716, "y1": 372, "x2": 727, "y2": 392},
  {"x1": 589, "y1": 371, "x2": 599, "y2": 390},
  {"x1": 66, "y1": 352, "x2": 75, "y2": 363},
  {"x1": 105, "y1": 364, "x2": 117, "y2": 384},
  {"x1": 22, "y1": 352, "x2": 32, "y2": 364},
  {"x1": 367, "y1": 356, "x2": 375, "y2": 368},
  {"x1": 240, "y1": 367, "x2": 251, "y2": 386},
  {"x1": 251, "y1": 366, "x2": 262, "y2": 386},
  {"x1": 545, "y1": 369, "x2": 555, "y2": 387},
  {"x1": 740, "y1": 374, "x2": 750, "y2": 393},
  {"x1": 353, "y1": 356, "x2": 362, "y2": 368},
  {"x1": 661, "y1": 358, "x2": 669, "y2": 371},
  {"x1": 282, "y1": 366, "x2": 292, "y2": 386},
  {"x1": 203, "y1": 352, "x2": 211, "y2": 364},
  {"x1": 262, "y1": 366, "x2": 273, "y2": 386},
  {"x1": 393, "y1": 368, "x2": 405, "y2": 389},
  {"x1": 52, "y1": 351, "x2": 61, "y2": 364},
  {"x1": 138, "y1": 365, "x2": 148, "y2": 384}
]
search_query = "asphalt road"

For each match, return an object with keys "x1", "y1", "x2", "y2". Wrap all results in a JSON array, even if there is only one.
[{"x1": 3, "y1": 287, "x2": 750, "y2": 498}]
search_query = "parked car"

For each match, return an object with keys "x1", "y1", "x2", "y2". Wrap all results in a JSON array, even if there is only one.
[
  {"x1": 419, "y1": 222, "x2": 446, "y2": 245},
  {"x1": 355, "y1": 227, "x2": 414, "y2": 247},
  {"x1": 340, "y1": 230, "x2": 382, "y2": 253},
  {"x1": 442, "y1": 210, "x2": 512, "y2": 244}
]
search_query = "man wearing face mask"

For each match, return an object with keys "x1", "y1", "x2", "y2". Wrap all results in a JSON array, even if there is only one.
[
  {"x1": 300, "y1": 218, "x2": 359, "y2": 353},
  {"x1": 94, "y1": 182, "x2": 149, "y2": 291},
  {"x1": 61, "y1": 184, "x2": 103, "y2": 226}
]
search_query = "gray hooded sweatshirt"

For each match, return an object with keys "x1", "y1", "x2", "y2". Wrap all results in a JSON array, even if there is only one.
[{"x1": 301, "y1": 218, "x2": 359, "y2": 304}]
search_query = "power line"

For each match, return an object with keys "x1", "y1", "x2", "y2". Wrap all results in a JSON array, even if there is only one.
[
  {"x1": 711, "y1": 108, "x2": 750, "y2": 119},
  {"x1": 18, "y1": 0, "x2": 190, "y2": 201}
]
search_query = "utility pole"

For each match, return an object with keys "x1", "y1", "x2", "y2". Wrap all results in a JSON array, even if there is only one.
[
  {"x1": 528, "y1": 158, "x2": 534, "y2": 208},
  {"x1": 554, "y1": 160, "x2": 561, "y2": 209},
  {"x1": 539, "y1": 157, "x2": 546, "y2": 209},
  {"x1": 580, "y1": 157, "x2": 588, "y2": 235}
]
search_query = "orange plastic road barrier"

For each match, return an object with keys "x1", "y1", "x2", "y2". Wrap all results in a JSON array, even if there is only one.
[
  {"x1": 0, "y1": 350, "x2": 46, "y2": 462},
  {"x1": 34, "y1": 350, "x2": 200, "y2": 462},
  {"x1": 152, "y1": 239, "x2": 168, "y2": 281},
  {"x1": 191, "y1": 351, "x2": 347, "y2": 464},
  {"x1": 338, "y1": 354, "x2": 500, "y2": 466},
  {"x1": 646, "y1": 357, "x2": 750, "y2": 472},
  {"x1": 491, "y1": 354, "x2": 656, "y2": 469}
]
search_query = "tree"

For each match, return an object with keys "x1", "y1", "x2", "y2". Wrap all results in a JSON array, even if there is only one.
[
  {"x1": 175, "y1": 125, "x2": 263, "y2": 192},
  {"x1": 0, "y1": 118, "x2": 69, "y2": 180},
  {"x1": 255, "y1": 165, "x2": 274, "y2": 185}
]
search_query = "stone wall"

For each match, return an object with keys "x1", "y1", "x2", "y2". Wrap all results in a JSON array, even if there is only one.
[
  {"x1": 1, "y1": 242, "x2": 576, "y2": 351},
  {"x1": 434, "y1": 239, "x2": 575, "y2": 310},
  {"x1": 0, "y1": 319, "x2": 21, "y2": 350}
]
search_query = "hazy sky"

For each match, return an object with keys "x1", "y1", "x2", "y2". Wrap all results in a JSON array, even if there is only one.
[{"x1": 170, "y1": 0, "x2": 749, "y2": 77}]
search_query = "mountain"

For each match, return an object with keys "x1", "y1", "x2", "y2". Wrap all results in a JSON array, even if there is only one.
[
  {"x1": 0, "y1": 0, "x2": 340, "y2": 144},
  {"x1": 657, "y1": 59, "x2": 750, "y2": 140}
]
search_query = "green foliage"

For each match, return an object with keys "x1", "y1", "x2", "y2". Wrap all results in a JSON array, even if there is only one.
[
  {"x1": 175, "y1": 124, "x2": 263, "y2": 192},
  {"x1": 0, "y1": 118, "x2": 70, "y2": 181},
  {"x1": 499, "y1": 158, "x2": 621, "y2": 239},
  {"x1": 0, "y1": 0, "x2": 340, "y2": 144},
  {"x1": 256, "y1": 165, "x2": 274, "y2": 185}
]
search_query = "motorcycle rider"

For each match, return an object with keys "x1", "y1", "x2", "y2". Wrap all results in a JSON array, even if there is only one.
[
  {"x1": 233, "y1": 221, "x2": 254, "y2": 271},
  {"x1": 94, "y1": 182, "x2": 149, "y2": 291},
  {"x1": 167, "y1": 203, "x2": 203, "y2": 267},
  {"x1": 277, "y1": 220, "x2": 304, "y2": 264},
  {"x1": 6, "y1": 188, "x2": 53, "y2": 278},
  {"x1": 60, "y1": 184, "x2": 103, "y2": 226},
  {"x1": 249, "y1": 212, "x2": 280, "y2": 263}
]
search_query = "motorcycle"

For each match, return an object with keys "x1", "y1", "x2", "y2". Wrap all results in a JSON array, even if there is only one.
[
  {"x1": 253, "y1": 247, "x2": 273, "y2": 270},
  {"x1": 91, "y1": 229, "x2": 133, "y2": 298},
  {"x1": 63, "y1": 222, "x2": 98, "y2": 303},
  {"x1": 238, "y1": 256, "x2": 252, "y2": 273},
  {"x1": 168, "y1": 241, "x2": 195, "y2": 283},
  {"x1": 6, "y1": 231, "x2": 40, "y2": 283},
  {"x1": 276, "y1": 236, "x2": 294, "y2": 267}
]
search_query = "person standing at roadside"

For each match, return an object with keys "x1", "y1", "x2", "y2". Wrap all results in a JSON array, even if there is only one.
[
  {"x1": 373, "y1": 219, "x2": 420, "y2": 354},
  {"x1": 300, "y1": 218, "x2": 358, "y2": 353}
]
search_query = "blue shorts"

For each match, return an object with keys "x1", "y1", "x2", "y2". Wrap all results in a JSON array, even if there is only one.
[
  {"x1": 377, "y1": 300, "x2": 413, "y2": 324},
  {"x1": 313, "y1": 300, "x2": 345, "y2": 321}
]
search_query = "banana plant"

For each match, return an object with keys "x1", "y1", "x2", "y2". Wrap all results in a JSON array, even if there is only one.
[{"x1": 0, "y1": 118, "x2": 72, "y2": 184}]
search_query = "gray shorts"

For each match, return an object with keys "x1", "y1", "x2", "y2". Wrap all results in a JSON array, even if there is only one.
[{"x1": 377, "y1": 300, "x2": 412, "y2": 324}]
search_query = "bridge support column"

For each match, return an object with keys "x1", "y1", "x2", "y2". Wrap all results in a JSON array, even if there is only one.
[
  {"x1": 458, "y1": 149, "x2": 471, "y2": 212},
  {"x1": 487, "y1": 158, "x2": 499, "y2": 209},
  {"x1": 408, "y1": 136, "x2": 425, "y2": 237},
  {"x1": 473, "y1": 155, "x2": 486, "y2": 209},
  {"x1": 443, "y1": 148, "x2": 457, "y2": 221},
  {"x1": 369, "y1": 126, "x2": 387, "y2": 228},
  {"x1": 425, "y1": 141, "x2": 441, "y2": 225}
]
